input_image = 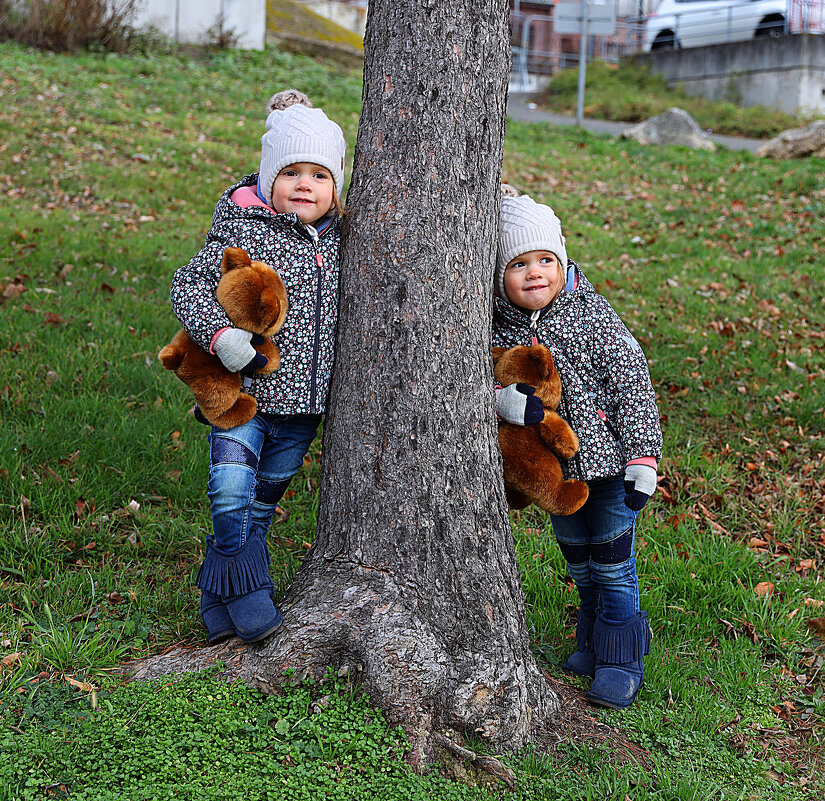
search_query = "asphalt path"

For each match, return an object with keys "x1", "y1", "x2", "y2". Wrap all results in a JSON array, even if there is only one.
[{"x1": 506, "y1": 92, "x2": 766, "y2": 154}]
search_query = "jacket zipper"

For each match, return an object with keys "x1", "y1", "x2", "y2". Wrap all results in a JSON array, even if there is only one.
[
  {"x1": 529, "y1": 310, "x2": 585, "y2": 482},
  {"x1": 303, "y1": 222, "x2": 324, "y2": 414},
  {"x1": 560, "y1": 388, "x2": 586, "y2": 482},
  {"x1": 529, "y1": 309, "x2": 540, "y2": 345}
]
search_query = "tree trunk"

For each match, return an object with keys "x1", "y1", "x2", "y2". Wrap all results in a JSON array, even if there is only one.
[
  {"x1": 131, "y1": 0, "x2": 560, "y2": 763},
  {"x1": 242, "y1": 0, "x2": 560, "y2": 759}
]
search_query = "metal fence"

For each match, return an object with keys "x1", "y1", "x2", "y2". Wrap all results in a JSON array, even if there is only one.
[{"x1": 511, "y1": 11, "x2": 644, "y2": 89}]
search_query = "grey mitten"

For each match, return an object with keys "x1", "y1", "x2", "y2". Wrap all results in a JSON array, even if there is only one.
[
  {"x1": 496, "y1": 383, "x2": 545, "y2": 426},
  {"x1": 623, "y1": 464, "x2": 657, "y2": 511},
  {"x1": 213, "y1": 328, "x2": 267, "y2": 374}
]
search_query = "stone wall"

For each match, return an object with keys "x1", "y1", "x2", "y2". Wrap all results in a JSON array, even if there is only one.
[
  {"x1": 630, "y1": 34, "x2": 825, "y2": 115},
  {"x1": 131, "y1": 0, "x2": 266, "y2": 50}
]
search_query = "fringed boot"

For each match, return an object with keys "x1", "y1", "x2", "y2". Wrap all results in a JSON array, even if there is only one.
[
  {"x1": 199, "y1": 589, "x2": 235, "y2": 645},
  {"x1": 562, "y1": 610, "x2": 597, "y2": 678},
  {"x1": 586, "y1": 611, "x2": 651, "y2": 709},
  {"x1": 196, "y1": 533, "x2": 282, "y2": 643}
]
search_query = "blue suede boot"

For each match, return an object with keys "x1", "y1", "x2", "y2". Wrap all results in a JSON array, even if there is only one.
[
  {"x1": 200, "y1": 589, "x2": 235, "y2": 644},
  {"x1": 562, "y1": 610, "x2": 596, "y2": 678},
  {"x1": 224, "y1": 585, "x2": 282, "y2": 643},
  {"x1": 199, "y1": 578, "x2": 279, "y2": 644},
  {"x1": 586, "y1": 611, "x2": 651, "y2": 709},
  {"x1": 196, "y1": 534, "x2": 282, "y2": 644}
]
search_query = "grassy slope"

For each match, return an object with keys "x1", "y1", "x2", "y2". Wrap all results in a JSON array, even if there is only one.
[
  {"x1": 0, "y1": 42, "x2": 823, "y2": 800},
  {"x1": 266, "y1": 0, "x2": 364, "y2": 51}
]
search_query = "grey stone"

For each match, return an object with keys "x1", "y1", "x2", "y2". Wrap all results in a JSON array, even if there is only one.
[
  {"x1": 621, "y1": 107, "x2": 716, "y2": 151},
  {"x1": 756, "y1": 120, "x2": 825, "y2": 159}
]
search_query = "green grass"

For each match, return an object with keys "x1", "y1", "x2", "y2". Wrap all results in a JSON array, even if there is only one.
[
  {"x1": 535, "y1": 59, "x2": 820, "y2": 138},
  {"x1": 1, "y1": 41, "x2": 824, "y2": 799}
]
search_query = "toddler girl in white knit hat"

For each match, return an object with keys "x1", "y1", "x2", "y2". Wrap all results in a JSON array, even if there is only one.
[
  {"x1": 168, "y1": 91, "x2": 346, "y2": 645},
  {"x1": 493, "y1": 192, "x2": 663, "y2": 710}
]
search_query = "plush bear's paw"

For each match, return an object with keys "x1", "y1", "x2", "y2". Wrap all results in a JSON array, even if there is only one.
[
  {"x1": 158, "y1": 344, "x2": 182, "y2": 371},
  {"x1": 534, "y1": 479, "x2": 589, "y2": 517},
  {"x1": 256, "y1": 344, "x2": 279, "y2": 375},
  {"x1": 538, "y1": 416, "x2": 579, "y2": 459},
  {"x1": 554, "y1": 434, "x2": 579, "y2": 460},
  {"x1": 208, "y1": 394, "x2": 258, "y2": 430}
]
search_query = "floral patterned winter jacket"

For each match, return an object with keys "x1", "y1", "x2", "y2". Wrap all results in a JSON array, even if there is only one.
[
  {"x1": 170, "y1": 174, "x2": 340, "y2": 415},
  {"x1": 492, "y1": 261, "x2": 663, "y2": 482}
]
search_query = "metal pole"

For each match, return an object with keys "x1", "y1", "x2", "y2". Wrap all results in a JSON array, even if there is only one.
[
  {"x1": 520, "y1": 15, "x2": 531, "y2": 92},
  {"x1": 576, "y1": 2, "x2": 589, "y2": 126}
]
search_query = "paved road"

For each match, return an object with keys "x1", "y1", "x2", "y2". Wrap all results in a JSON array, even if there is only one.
[{"x1": 506, "y1": 93, "x2": 766, "y2": 154}]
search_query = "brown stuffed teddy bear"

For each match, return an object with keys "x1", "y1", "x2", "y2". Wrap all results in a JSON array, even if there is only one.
[
  {"x1": 493, "y1": 344, "x2": 589, "y2": 516},
  {"x1": 159, "y1": 247, "x2": 288, "y2": 430}
]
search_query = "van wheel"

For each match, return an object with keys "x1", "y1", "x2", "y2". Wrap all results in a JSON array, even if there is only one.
[
  {"x1": 755, "y1": 16, "x2": 784, "y2": 37},
  {"x1": 651, "y1": 31, "x2": 679, "y2": 50}
]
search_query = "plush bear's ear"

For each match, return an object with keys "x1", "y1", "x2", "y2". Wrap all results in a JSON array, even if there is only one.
[
  {"x1": 492, "y1": 347, "x2": 507, "y2": 366},
  {"x1": 221, "y1": 247, "x2": 252, "y2": 274},
  {"x1": 499, "y1": 345, "x2": 526, "y2": 371},
  {"x1": 529, "y1": 345, "x2": 555, "y2": 379},
  {"x1": 509, "y1": 346, "x2": 553, "y2": 384}
]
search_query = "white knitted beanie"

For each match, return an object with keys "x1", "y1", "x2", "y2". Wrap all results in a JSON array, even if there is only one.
[
  {"x1": 259, "y1": 102, "x2": 346, "y2": 207},
  {"x1": 496, "y1": 195, "x2": 567, "y2": 301}
]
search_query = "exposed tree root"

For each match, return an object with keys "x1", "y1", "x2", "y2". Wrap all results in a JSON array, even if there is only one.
[
  {"x1": 126, "y1": 557, "x2": 560, "y2": 766},
  {"x1": 433, "y1": 731, "x2": 516, "y2": 789}
]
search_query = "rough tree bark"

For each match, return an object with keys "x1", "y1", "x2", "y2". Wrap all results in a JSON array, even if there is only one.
[{"x1": 132, "y1": 0, "x2": 560, "y2": 762}]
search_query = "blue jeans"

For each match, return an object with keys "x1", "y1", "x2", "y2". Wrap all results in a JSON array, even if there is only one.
[
  {"x1": 550, "y1": 476, "x2": 640, "y2": 622},
  {"x1": 207, "y1": 413, "x2": 321, "y2": 552}
]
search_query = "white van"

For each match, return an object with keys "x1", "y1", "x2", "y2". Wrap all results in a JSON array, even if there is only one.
[{"x1": 643, "y1": 0, "x2": 787, "y2": 50}]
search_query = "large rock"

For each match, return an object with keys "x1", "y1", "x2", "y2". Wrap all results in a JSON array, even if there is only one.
[
  {"x1": 621, "y1": 107, "x2": 716, "y2": 151},
  {"x1": 756, "y1": 120, "x2": 825, "y2": 159}
]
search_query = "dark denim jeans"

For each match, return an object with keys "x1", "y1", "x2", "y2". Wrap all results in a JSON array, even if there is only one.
[
  {"x1": 206, "y1": 413, "x2": 321, "y2": 552},
  {"x1": 550, "y1": 476, "x2": 640, "y2": 622}
]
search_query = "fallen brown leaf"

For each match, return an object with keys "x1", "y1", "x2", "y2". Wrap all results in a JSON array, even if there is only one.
[
  {"x1": 65, "y1": 675, "x2": 97, "y2": 692},
  {"x1": 1, "y1": 652, "x2": 22, "y2": 670}
]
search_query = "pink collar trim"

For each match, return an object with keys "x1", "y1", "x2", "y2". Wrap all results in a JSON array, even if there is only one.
[{"x1": 230, "y1": 185, "x2": 273, "y2": 211}]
